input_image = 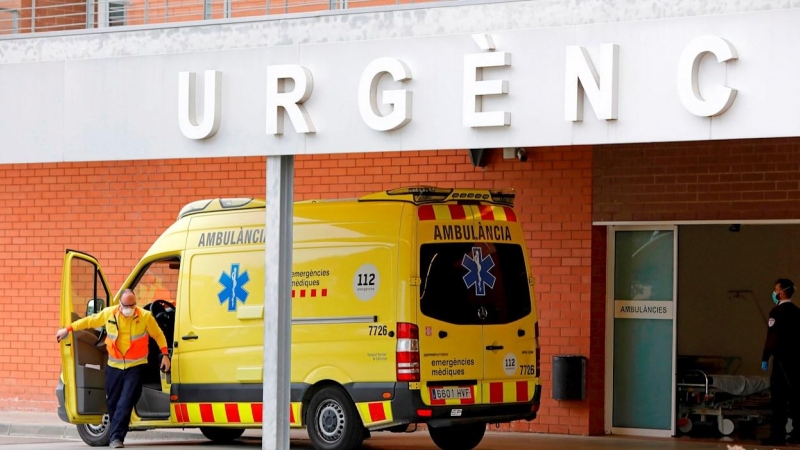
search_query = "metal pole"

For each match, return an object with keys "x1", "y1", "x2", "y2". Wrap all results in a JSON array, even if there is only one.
[
  {"x1": 262, "y1": 155, "x2": 293, "y2": 450},
  {"x1": 30, "y1": 0, "x2": 35, "y2": 32},
  {"x1": 97, "y1": 0, "x2": 108, "y2": 27},
  {"x1": 144, "y1": 0, "x2": 148, "y2": 24},
  {"x1": 86, "y1": 0, "x2": 94, "y2": 28}
]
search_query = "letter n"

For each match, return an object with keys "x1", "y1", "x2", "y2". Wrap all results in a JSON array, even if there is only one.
[{"x1": 564, "y1": 44, "x2": 619, "y2": 121}]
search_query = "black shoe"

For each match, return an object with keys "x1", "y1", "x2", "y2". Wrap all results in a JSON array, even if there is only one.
[{"x1": 109, "y1": 440, "x2": 125, "y2": 449}]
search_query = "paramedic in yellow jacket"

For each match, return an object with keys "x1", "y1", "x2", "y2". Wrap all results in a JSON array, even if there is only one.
[{"x1": 56, "y1": 289, "x2": 170, "y2": 449}]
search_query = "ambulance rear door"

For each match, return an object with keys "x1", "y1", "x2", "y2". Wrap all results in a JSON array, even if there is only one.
[
  {"x1": 475, "y1": 212, "x2": 538, "y2": 406},
  {"x1": 59, "y1": 250, "x2": 112, "y2": 424},
  {"x1": 415, "y1": 204, "x2": 537, "y2": 407},
  {"x1": 415, "y1": 204, "x2": 486, "y2": 406}
]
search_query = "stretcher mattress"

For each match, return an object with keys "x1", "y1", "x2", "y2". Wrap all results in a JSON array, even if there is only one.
[{"x1": 709, "y1": 374, "x2": 770, "y2": 396}]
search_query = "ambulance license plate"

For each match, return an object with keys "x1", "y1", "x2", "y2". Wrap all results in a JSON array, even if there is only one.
[{"x1": 430, "y1": 387, "x2": 472, "y2": 401}]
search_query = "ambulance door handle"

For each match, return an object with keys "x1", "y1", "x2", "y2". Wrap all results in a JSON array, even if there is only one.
[
  {"x1": 438, "y1": 331, "x2": 448, "y2": 339},
  {"x1": 181, "y1": 333, "x2": 199, "y2": 340},
  {"x1": 486, "y1": 345, "x2": 504, "y2": 351}
]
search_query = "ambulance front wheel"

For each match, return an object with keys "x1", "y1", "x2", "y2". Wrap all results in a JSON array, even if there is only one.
[
  {"x1": 307, "y1": 386, "x2": 364, "y2": 450},
  {"x1": 75, "y1": 414, "x2": 110, "y2": 447},
  {"x1": 428, "y1": 423, "x2": 486, "y2": 450},
  {"x1": 200, "y1": 427, "x2": 245, "y2": 443}
]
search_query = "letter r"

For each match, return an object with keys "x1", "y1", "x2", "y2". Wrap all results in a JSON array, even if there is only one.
[{"x1": 266, "y1": 65, "x2": 315, "y2": 135}]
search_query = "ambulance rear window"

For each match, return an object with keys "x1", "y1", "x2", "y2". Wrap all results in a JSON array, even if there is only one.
[{"x1": 419, "y1": 243, "x2": 531, "y2": 325}]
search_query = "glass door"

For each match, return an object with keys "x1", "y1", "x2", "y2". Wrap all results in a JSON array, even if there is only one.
[{"x1": 607, "y1": 226, "x2": 677, "y2": 436}]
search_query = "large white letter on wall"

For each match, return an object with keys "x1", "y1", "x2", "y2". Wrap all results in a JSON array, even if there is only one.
[
  {"x1": 564, "y1": 44, "x2": 619, "y2": 121},
  {"x1": 463, "y1": 34, "x2": 511, "y2": 128},
  {"x1": 178, "y1": 70, "x2": 222, "y2": 140},
  {"x1": 266, "y1": 65, "x2": 315, "y2": 135},
  {"x1": 358, "y1": 58, "x2": 412, "y2": 132},
  {"x1": 677, "y1": 36, "x2": 738, "y2": 117}
]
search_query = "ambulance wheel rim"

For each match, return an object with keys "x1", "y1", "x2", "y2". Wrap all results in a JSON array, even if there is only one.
[
  {"x1": 84, "y1": 414, "x2": 109, "y2": 437},
  {"x1": 316, "y1": 400, "x2": 345, "y2": 442}
]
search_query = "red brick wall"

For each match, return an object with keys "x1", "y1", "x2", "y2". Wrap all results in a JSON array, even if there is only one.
[
  {"x1": 593, "y1": 138, "x2": 800, "y2": 222},
  {"x1": 0, "y1": 147, "x2": 597, "y2": 435}
]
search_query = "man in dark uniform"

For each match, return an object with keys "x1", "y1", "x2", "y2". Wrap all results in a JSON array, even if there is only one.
[{"x1": 761, "y1": 278, "x2": 800, "y2": 445}]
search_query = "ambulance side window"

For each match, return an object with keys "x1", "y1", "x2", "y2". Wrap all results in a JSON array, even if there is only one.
[
  {"x1": 70, "y1": 257, "x2": 110, "y2": 323},
  {"x1": 129, "y1": 257, "x2": 180, "y2": 344},
  {"x1": 131, "y1": 258, "x2": 180, "y2": 306}
]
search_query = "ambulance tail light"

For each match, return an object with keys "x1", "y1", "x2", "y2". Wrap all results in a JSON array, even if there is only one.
[
  {"x1": 534, "y1": 322, "x2": 541, "y2": 377},
  {"x1": 396, "y1": 323, "x2": 420, "y2": 382}
]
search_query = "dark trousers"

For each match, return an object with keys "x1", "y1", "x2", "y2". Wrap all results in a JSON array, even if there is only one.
[
  {"x1": 770, "y1": 360, "x2": 800, "y2": 438},
  {"x1": 105, "y1": 365, "x2": 144, "y2": 443}
]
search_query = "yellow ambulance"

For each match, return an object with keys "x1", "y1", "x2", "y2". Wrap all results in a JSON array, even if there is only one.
[{"x1": 57, "y1": 186, "x2": 542, "y2": 450}]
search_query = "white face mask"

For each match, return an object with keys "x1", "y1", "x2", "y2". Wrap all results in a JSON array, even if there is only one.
[{"x1": 120, "y1": 306, "x2": 135, "y2": 317}]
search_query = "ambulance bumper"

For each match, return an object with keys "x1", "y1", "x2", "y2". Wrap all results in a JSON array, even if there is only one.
[
  {"x1": 55, "y1": 379, "x2": 70, "y2": 423},
  {"x1": 390, "y1": 383, "x2": 541, "y2": 428}
]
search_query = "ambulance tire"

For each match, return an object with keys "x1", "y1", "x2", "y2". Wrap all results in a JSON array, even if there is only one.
[
  {"x1": 75, "y1": 414, "x2": 110, "y2": 447},
  {"x1": 307, "y1": 386, "x2": 364, "y2": 450},
  {"x1": 200, "y1": 427, "x2": 245, "y2": 443},
  {"x1": 428, "y1": 423, "x2": 486, "y2": 450}
]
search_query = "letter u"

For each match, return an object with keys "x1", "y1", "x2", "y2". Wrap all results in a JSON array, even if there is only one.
[{"x1": 179, "y1": 70, "x2": 223, "y2": 140}]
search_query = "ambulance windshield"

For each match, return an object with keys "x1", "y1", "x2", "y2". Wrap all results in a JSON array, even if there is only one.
[{"x1": 419, "y1": 243, "x2": 531, "y2": 325}]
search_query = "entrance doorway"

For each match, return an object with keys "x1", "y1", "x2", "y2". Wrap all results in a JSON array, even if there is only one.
[{"x1": 606, "y1": 223, "x2": 800, "y2": 440}]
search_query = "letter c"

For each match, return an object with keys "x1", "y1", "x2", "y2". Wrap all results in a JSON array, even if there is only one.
[{"x1": 677, "y1": 36, "x2": 738, "y2": 117}]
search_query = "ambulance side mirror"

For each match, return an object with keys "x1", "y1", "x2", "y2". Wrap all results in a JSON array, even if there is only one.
[{"x1": 86, "y1": 298, "x2": 105, "y2": 316}]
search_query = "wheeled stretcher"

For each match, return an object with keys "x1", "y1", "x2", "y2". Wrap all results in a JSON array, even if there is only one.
[{"x1": 676, "y1": 369, "x2": 771, "y2": 436}]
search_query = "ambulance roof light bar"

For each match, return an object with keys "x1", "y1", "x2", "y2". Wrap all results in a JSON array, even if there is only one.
[
  {"x1": 177, "y1": 198, "x2": 261, "y2": 219},
  {"x1": 387, "y1": 186, "x2": 452, "y2": 196},
  {"x1": 384, "y1": 186, "x2": 453, "y2": 203},
  {"x1": 488, "y1": 189, "x2": 516, "y2": 206},
  {"x1": 362, "y1": 186, "x2": 516, "y2": 205}
]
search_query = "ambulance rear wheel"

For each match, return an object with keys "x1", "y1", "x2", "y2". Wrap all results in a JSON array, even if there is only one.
[
  {"x1": 307, "y1": 386, "x2": 364, "y2": 450},
  {"x1": 200, "y1": 427, "x2": 245, "y2": 443},
  {"x1": 428, "y1": 423, "x2": 486, "y2": 450},
  {"x1": 75, "y1": 414, "x2": 110, "y2": 447}
]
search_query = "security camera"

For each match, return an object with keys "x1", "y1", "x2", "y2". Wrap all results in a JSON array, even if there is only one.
[{"x1": 502, "y1": 147, "x2": 529, "y2": 162}]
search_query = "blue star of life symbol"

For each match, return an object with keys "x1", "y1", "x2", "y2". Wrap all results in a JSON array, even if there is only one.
[
  {"x1": 218, "y1": 263, "x2": 250, "y2": 312},
  {"x1": 461, "y1": 247, "x2": 496, "y2": 296}
]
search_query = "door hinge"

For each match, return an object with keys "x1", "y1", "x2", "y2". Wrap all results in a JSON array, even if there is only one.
[{"x1": 410, "y1": 277, "x2": 422, "y2": 286}]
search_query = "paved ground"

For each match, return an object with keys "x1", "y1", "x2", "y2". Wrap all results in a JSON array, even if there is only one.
[
  {"x1": 0, "y1": 410, "x2": 794, "y2": 450},
  {"x1": 0, "y1": 433, "x2": 786, "y2": 450}
]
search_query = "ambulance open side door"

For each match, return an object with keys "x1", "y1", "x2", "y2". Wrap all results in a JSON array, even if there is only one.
[{"x1": 59, "y1": 250, "x2": 112, "y2": 424}]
